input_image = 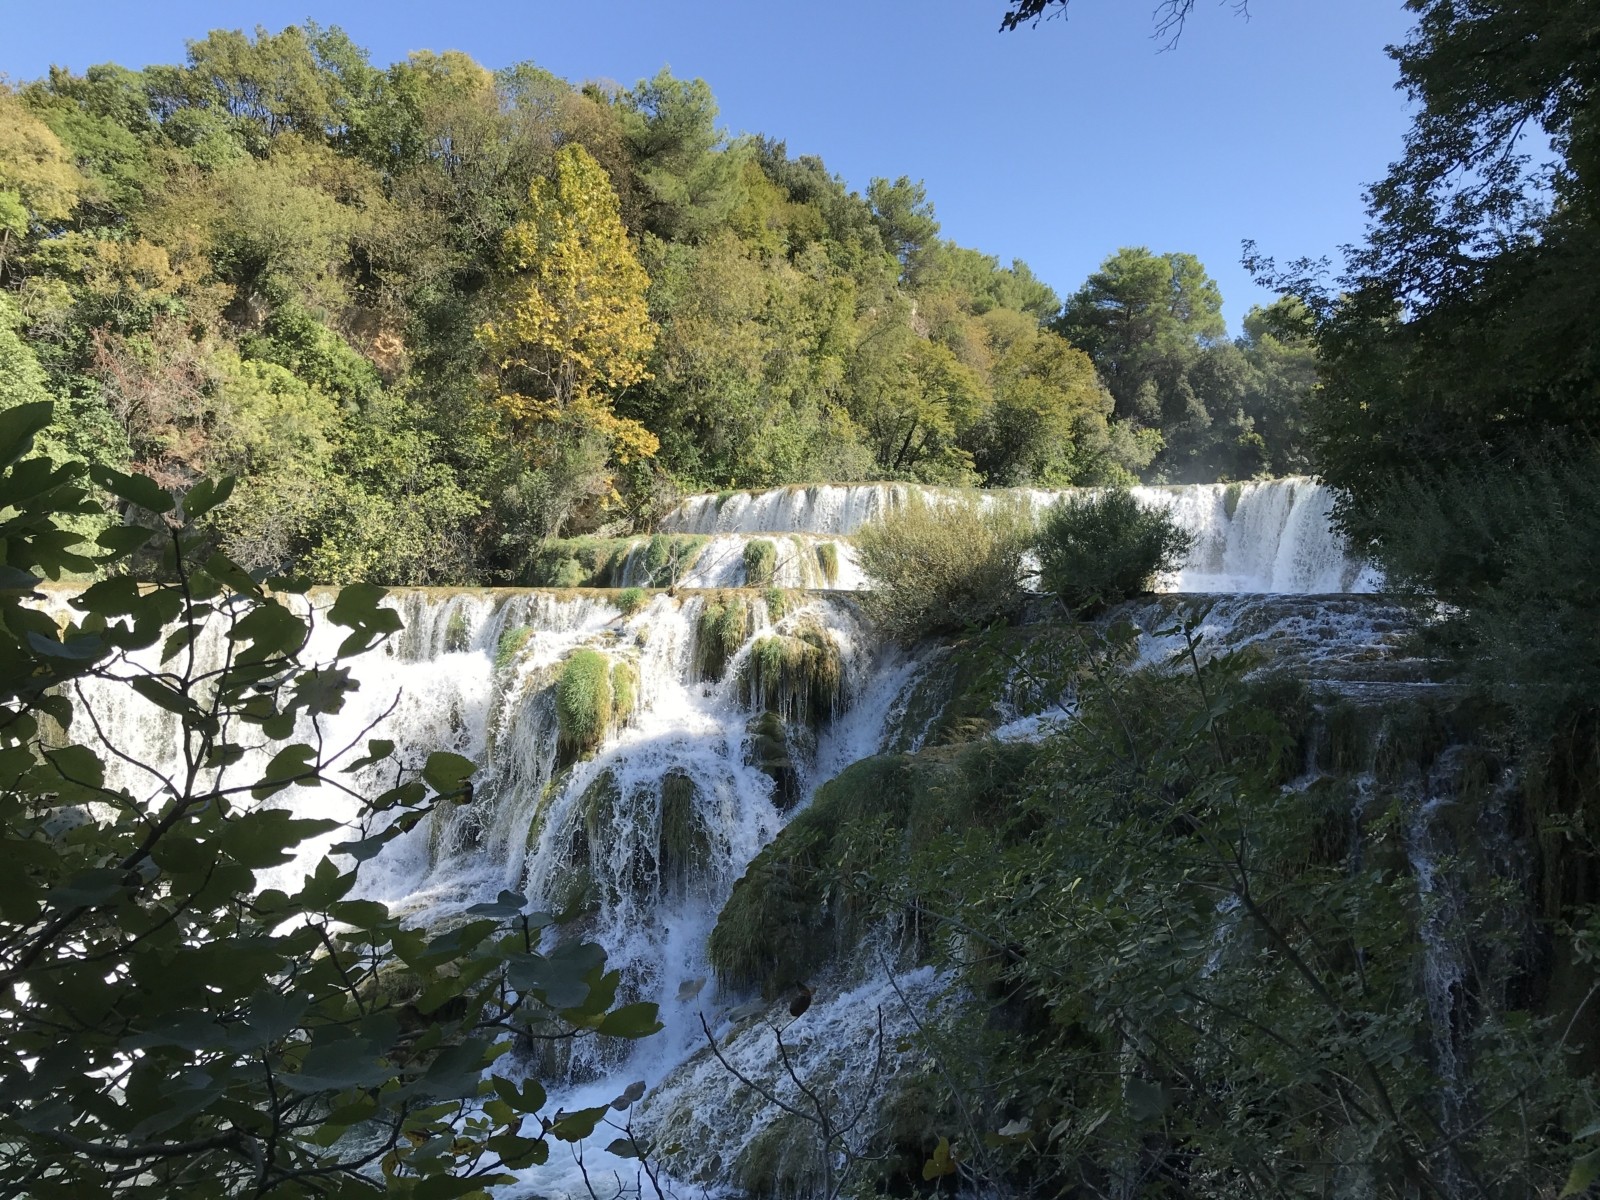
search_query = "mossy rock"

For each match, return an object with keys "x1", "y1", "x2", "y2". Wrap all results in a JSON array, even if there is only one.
[
  {"x1": 709, "y1": 739, "x2": 1037, "y2": 996},
  {"x1": 746, "y1": 710, "x2": 806, "y2": 812},
  {"x1": 643, "y1": 533, "x2": 709, "y2": 587},
  {"x1": 615, "y1": 586, "x2": 648, "y2": 618},
  {"x1": 738, "y1": 617, "x2": 844, "y2": 726},
  {"x1": 444, "y1": 608, "x2": 472, "y2": 654},
  {"x1": 696, "y1": 592, "x2": 753, "y2": 682},
  {"x1": 556, "y1": 648, "x2": 614, "y2": 761},
  {"x1": 732, "y1": 1113, "x2": 824, "y2": 1199},
  {"x1": 658, "y1": 770, "x2": 713, "y2": 893},
  {"x1": 1223, "y1": 480, "x2": 1244, "y2": 519},
  {"x1": 611, "y1": 660, "x2": 637, "y2": 725},
  {"x1": 814, "y1": 541, "x2": 839, "y2": 585},
  {"x1": 743, "y1": 538, "x2": 778, "y2": 587},
  {"x1": 763, "y1": 588, "x2": 789, "y2": 622},
  {"x1": 495, "y1": 625, "x2": 534, "y2": 672}
]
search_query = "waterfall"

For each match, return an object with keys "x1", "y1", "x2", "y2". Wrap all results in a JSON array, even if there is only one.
[
  {"x1": 658, "y1": 477, "x2": 1379, "y2": 593},
  {"x1": 50, "y1": 476, "x2": 1409, "y2": 1196}
]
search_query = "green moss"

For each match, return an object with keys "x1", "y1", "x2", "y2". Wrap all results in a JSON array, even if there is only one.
[
  {"x1": 695, "y1": 592, "x2": 751, "y2": 682},
  {"x1": 1223, "y1": 480, "x2": 1244, "y2": 519},
  {"x1": 556, "y1": 648, "x2": 614, "y2": 760},
  {"x1": 738, "y1": 617, "x2": 844, "y2": 725},
  {"x1": 658, "y1": 770, "x2": 712, "y2": 891},
  {"x1": 610, "y1": 660, "x2": 636, "y2": 725},
  {"x1": 743, "y1": 538, "x2": 778, "y2": 587},
  {"x1": 550, "y1": 558, "x2": 585, "y2": 588},
  {"x1": 763, "y1": 588, "x2": 788, "y2": 622},
  {"x1": 494, "y1": 625, "x2": 533, "y2": 672},
  {"x1": 643, "y1": 533, "x2": 709, "y2": 587},
  {"x1": 615, "y1": 587, "x2": 648, "y2": 618},
  {"x1": 732, "y1": 1114, "x2": 823, "y2": 1199},
  {"x1": 814, "y1": 541, "x2": 839, "y2": 585},
  {"x1": 709, "y1": 739, "x2": 1037, "y2": 995},
  {"x1": 444, "y1": 609, "x2": 471, "y2": 654},
  {"x1": 747, "y1": 710, "x2": 804, "y2": 811}
]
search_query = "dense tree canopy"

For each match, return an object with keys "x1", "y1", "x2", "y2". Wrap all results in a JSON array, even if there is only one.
[{"x1": 0, "y1": 25, "x2": 1314, "y2": 586}]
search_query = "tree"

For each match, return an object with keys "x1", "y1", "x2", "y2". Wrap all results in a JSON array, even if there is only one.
[
  {"x1": 0, "y1": 403, "x2": 661, "y2": 1195},
  {"x1": 619, "y1": 69, "x2": 750, "y2": 244},
  {"x1": 998, "y1": 0, "x2": 1251, "y2": 42}
]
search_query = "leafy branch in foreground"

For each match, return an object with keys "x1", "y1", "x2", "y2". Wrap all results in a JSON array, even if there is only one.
[{"x1": 0, "y1": 400, "x2": 661, "y2": 1197}]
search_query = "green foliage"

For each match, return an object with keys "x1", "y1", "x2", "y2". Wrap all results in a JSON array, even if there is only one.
[
  {"x1": 0, "y1": 418, "x2": 659, "y2": 1196},
  {"x1": 615, "y1": 586, "x2": 648, "y2": 617},
  {"x1": 1035, "y1": 488, "x2": 1195, "y2": 614},
  {"x1": 855, "y1": 492, "x2": 1033, "y2": 643},
  {"x1": 814, "y1": 540, "x2": 839, "y2": 585},
  {"x1": 742, "y1": 537, "x2": 776, "y2": 587},
  {"x1": 709, "y1": 739, "x2": 1038, "y2": 995},
  {"x1": 556, "y1": 647, "x2": 615, "y2": 759},
  {"x1": 695, "y1": 592, "x2": 751, "y2": 681},
  {"x1": 738, "y1": 617, "x2": 845, "y2": 725},
  {"x1": 494, "y1": 624, "x2": 532, "y2": 671}
]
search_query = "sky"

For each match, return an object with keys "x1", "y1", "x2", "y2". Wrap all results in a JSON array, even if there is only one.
[{"x1": 2, "y1": 0, "x2": 1419, "y2": 332}]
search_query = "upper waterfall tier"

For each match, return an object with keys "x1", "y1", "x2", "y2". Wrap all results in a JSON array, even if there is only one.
[{"x1": 659, "y1": 477, "x2": 1380, "y2": 594}]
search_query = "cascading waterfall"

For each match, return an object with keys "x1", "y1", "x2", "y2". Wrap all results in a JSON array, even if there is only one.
[
  {"x1": 659, "y1": 476, "x2": 1379, "y2": 594},
  {"x1": 56, "y1": 478, "x2": 1417, "y2": 1197}
]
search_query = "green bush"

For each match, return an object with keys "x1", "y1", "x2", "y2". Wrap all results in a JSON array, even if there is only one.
[
  {"x1": 1035, "y1": 489, "x2": 1194, "y2": 615},
  {"x1": 556, "y1": 648, "x2": 614, "y2": 758},
  {"x1": 855, "y1": 493, "x2": 1033, "y2": 643},
  {"x1": 615, "y1": 586, "x2": 648, "y2": 618},
  {"x1": 743, "y1": 538, "x2": 777, "y2": 587}
]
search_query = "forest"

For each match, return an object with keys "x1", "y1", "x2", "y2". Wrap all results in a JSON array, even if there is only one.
[
  {"x1": 2, "y1": 1, "x2": 1599, "y2": 1197},
  {"x1": 0, "y1": 24, "x2": 1315, "y2": 584}
]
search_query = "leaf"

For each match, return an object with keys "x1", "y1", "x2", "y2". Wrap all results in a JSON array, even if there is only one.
[
  {"x1": 1126, "y1": 1077, "x2": 1169, "y2": 1122},
  {"x1": 423, "y1": 751, "x2": 476, "y2": 796},
  {"x1": 183, "y1": 476, "x2": 236, "y2": 520},
  {"x1": 253, "y1": 744, "x2": 317, "y2": 799},
  {"x1": 0, "y1": 400, "x2": 53, "y2": 468},
  {"x1": 550, "y1": 1104, "x2": 608, "y2": 1141},
  {"x1": 922, "y1": 1136, "x2": 957, "y2": 1180},
  {"x1": 675, "y1": 976, "x2": 706, "y2": 1002},
  {"x1": 0, "y1": 564, "x2": 41, "y2": 591},
  {"x1": 90, "y1": 463, "x2": 175, "y2": 514},
  {"x1": 280, "y1": 1038, "x2": 393, "y2": 1093},
  {"x1": 597, "y1": 1002, "x2": 663, "y2": 1039},
  {"x1": 343, "y1": 738, "x2": 396, "y2": 773},
  {"x1": 466, "y1": 890, "x2": 528, "y2": 919},
  {"x1": 1563, "y1": 1148, "x2": 1600, "y2": 1197},
  {"x1": 610, "y1": 1080, "x2": 647, "y2": 1112},
  {"x1": 605, "y1": 1137, "x2": 641, "y2": 1159}
]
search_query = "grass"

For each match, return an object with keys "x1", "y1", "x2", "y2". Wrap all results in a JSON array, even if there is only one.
[
  {"x1": 738, "y1": 617, "x2": 844, "y2": 725},
  {"x1": 695, "y1": 592, "x2": 752, "y2": 681},
  {"x1": 556, "y1": 648, "x2": 614, "y2": 760},
  {"x1": 743, "y1": 538, "x2": 778, "y2": 587},
  {"x1": 615, "y1": 586, "x2": 648, "y2": 618},
  {"x1": 814, "y1": 541, "x2": 839, "y2": 585},
  {"x1": 494, "y1": 626, "x2": 533, "y2": 672}
]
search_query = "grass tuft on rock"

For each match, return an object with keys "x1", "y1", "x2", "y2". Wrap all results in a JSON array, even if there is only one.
[
  {"x1": 739, "y1": 617, "x2": 844, "y2": 725},
  {"x1": 743, "y1": 539, "x2": 778, "y2": 587},
  {"x1": 615, "y1": 587, "x2": 648, "y2": 618},
  {"x1": 494, "y1": 625, "x2": 533, "y2": 672},
  {"x1": 695, "y1": 592, "x2": 752, "y2": 681},
  {"x1": 556, "y1": 648, "x2": 615, "y2": 760},
  {"x1": 814, "y1": 541, "x2": 839, "y2": 585}
]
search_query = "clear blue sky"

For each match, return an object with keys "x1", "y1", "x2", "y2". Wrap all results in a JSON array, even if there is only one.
[{"x1": 3, "y1": 0, "x2": 1417, "y2": 332}]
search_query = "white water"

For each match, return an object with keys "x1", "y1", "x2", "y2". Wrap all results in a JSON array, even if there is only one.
[
  {"x1": 660, "y1": 477, "x2": 1378, "y2": 593},
  {"x1": 53, "y1": 478, "x2": 1403, "y2": 1196}
]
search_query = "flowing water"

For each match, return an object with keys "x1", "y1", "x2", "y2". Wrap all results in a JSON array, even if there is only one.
[{"x1": 61, "y1": 478, "x2": 1418, "y2": 1196}]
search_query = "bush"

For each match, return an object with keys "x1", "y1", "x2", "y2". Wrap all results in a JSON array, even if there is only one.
[
  {"x1": 615, "y1": 586, "x2": 648, "y2": 617},
  {"x1": 855, "y1": 493, "x2": 1033, "y2": 643},
  {"x1": 1035, "y1": 489, "x2": 1193, "y2": 615}
]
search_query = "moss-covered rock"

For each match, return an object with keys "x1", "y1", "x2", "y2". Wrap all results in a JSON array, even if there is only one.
[
  {"x1": 746, "y1": 710, "x2": 806, "y2": 812},
  {"x1": 611, "y1": 660, "x2": 637, "y2": 725},
  {"x1": 495, "y1": 625, "x2": 533, "y2": 672},
  {"x1": 696, "y1": 592, "x2": 753, "y2": 682},
  {"x1": 732, "y1": 1114, "x2": 824, "y2": 1198},
  {"x1": 814, "y1": 541, "x2": 839, "y2": 585},
  {"x1": 743, "y1": 538, "x2": 778, "y2": 587},
  {"x1": 709, "y1": 739, "x2": 1037, "y2": 996},
  {"x1": 658, "y1": 770, "x2": 713, "y2": 892},
  {"x1": 557, "y1": 648, "x2": 615, "y2": 760},
  {"x1": 444, "y1": 608, "x2": 471, "y2": 654},
  {"x1": 615, "y1": 586, "x2": 648, "y2": 618},
  {"x1": 739, "y1": 617, "x2": 844, "y2": 725}
]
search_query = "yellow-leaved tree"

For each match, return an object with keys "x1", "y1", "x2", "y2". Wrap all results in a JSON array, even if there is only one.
[{"x1": 479, "y1": 143, "x2": 658, "y2": 475}]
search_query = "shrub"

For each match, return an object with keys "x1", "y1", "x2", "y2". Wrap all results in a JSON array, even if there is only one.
[
  {"x1": 743, "y1": 538, "x2": 777, "y2": 587},
  {"x1": 556, "y1": 648, "x2": 614, "y2": 758},
  {"x1": 1036, "y1": 489, "x2": 1194, "y2": 615},
  {"x1": 615, "y1": 586, "x2": 648, "y2": 618},
  {"x1": 855, "y1": 492, "x2": 1033, "y2": 643}
]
